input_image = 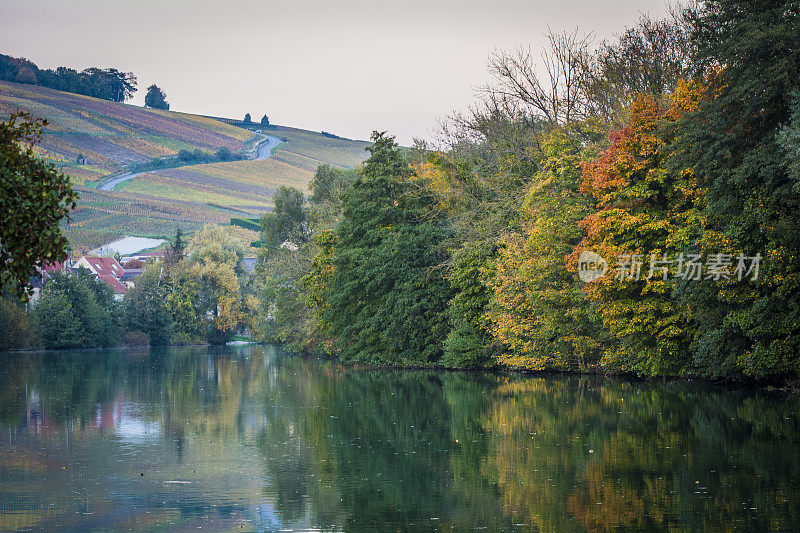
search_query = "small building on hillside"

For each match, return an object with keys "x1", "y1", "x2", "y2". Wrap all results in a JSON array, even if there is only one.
[{"x1": 74, "y1": 256, "x2": 128, "y2": 300}]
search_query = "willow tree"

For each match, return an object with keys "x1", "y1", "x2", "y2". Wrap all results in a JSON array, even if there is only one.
[{"x1": 187, "y1": 226, "x2": 245, "y2": 344}]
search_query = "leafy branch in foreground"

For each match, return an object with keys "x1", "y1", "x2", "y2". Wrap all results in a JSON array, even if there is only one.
[{"x1": 0, "y1": 112, "x2": 77, "y2": 299}]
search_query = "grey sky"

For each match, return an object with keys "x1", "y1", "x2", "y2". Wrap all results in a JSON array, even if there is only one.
[{"x1": 0, "y1": 0, "x2": 671, "y2": 144}]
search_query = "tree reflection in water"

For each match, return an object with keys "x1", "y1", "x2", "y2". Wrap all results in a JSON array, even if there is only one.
[{"x1": 0, "y1": 347, "x2": 797, "y2": 531}]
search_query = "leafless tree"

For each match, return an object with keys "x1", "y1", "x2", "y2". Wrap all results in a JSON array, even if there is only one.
[
  {"x1": 480, "y1": 29, "x2": 594, "y2": 126},
  {"x1": 438, "y1": 11, "x2": 696, "y2": 145},
  {"x1": 583, "y1": 13, "x2": 693, "y2": 124}
]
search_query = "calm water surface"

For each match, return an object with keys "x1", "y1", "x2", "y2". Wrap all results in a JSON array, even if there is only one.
[{"x1": 0, "y1": 345, "x2": 798, "y2": 531}]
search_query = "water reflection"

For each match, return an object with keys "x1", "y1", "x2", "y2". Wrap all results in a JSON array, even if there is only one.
[{"x1": 0, "y1": 346, "x2": 798, "y2": 531}]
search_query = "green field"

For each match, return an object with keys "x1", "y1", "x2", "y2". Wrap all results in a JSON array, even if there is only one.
[{"x1": 0, "y1": 80, "x2": 370, "y2": 250}]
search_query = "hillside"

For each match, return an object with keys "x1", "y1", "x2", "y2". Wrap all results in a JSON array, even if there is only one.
[{"x1": 0, "y1": 80, "x2": 370, "y2": 251}]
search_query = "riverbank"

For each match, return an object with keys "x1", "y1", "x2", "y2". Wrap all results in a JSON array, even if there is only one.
[
  {"x1": 269, "y1": 345, "x2": 800, "y2": 391},
  {"x1": 4, "y1": 336, "x2": 798, "y2": 390}
]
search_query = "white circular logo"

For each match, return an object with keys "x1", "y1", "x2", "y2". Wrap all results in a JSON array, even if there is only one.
[{"x1": 578, "y1": 250, "x2": 608, "y2": 282}]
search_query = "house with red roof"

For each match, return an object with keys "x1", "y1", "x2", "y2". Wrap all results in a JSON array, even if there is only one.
[
  {"x1": 75, "y1": 256, "x2": 125, "y2": 278},
  {"x1": 74, "y1": 256, "x2": 129, "y2": 299}
]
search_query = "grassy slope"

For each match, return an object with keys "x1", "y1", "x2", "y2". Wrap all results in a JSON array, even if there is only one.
[{"x1": 0, "y1": 80, "x2": 370, "y2": 251}]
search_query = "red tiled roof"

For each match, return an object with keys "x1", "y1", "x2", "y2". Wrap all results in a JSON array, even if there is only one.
[
  {"x1": 41, "y1": 261, "x2": 66, "y2": 273},
  {"x1": 84, "y1": 256, "x2": 125, "y2": 277},
  {"x1": 98, "y1": 274, "x2": 128, "y2": 294}
]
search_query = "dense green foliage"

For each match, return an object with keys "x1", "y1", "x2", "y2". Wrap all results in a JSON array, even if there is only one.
[
  {"x1": 33, "y1": 269, "x2": 119, "y2": 349},
  {"x1": 251, "y1": 1, "x2": 800, "y2": 380},
  {"x1": 260, "y1": 186, "x2": 307, "y2": 251},
  {"x1": 123, "y1": 265, "x2": 173, "y2": 345},
  {"x1": 144, "y1": 84, "x2": 169, "y2": 110},
  {"x1": 175, "y1": 147, "x2": 244, "y2": 163},
  {"x1": 314, "y1": 134, "x2": 451, "y2": 364},
  {"x1": 0, "y1": 293, "x2": 36, "y2": 350},
  {"x1": 667, "y1": 0, "x2": 800, "y2": 377},
  {"x1": 0, "y1": 113, "x2": 77, "y2": 299},
  {"x1": 0, "y1": 53, "x2": 137, "y2": 101}
]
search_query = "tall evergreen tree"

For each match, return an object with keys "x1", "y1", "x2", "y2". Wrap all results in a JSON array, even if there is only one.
[
  {"x1": 319, "y1": 132, "x2": 452, "y2": 364},
  {"x1": 166, "y1": 227, "x2": 185, "y2": 264}
]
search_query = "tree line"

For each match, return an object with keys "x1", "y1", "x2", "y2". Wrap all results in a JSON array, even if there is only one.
[
  {"x1": 254, "y1": 0, "x2": 800, "y2": 380},
  {"x1": 0, "y1": 54, "x2": 138, "y2": 102}
]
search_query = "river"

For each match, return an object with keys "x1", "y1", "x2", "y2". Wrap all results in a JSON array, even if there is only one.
[{"x1": 0, "y1": 345, "x2": 797, "y2": 531}]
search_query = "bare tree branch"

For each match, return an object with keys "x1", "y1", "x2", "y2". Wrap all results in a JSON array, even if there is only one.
[{"x1": 480, "y1": 29, "x2": 594, "y2": 125}]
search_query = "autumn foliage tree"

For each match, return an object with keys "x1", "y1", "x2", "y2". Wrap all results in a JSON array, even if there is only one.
[
  {"x1": 485, "y1": 122, "x2": 606, "y2": 371},
  {"x1": 572, "y1": 83, "x2": 709, "y2": 374}
]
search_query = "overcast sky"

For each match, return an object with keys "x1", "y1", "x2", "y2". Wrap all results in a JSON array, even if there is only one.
[{"x1": 0, "y1": 0, "x2": 671, "y2": 144}]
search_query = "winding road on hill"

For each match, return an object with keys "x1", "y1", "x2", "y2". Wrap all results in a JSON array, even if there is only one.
[
  {"x1": 254, "y1": 132, "x2": 282, "y2": 159},
  {"x1": 97, "y1": 132, "x2": 281, "y2": 191}
]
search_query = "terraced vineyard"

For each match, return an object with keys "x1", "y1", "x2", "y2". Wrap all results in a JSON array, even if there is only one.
[{"x1": 0, "y1": 80, "x2": 370, "y2": 251}]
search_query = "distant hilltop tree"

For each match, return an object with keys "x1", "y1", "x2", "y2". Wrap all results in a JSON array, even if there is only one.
[
  {"x1": 0, "y1": 53, "x2": 137, "y2": 102},
  {"x1": 244, "y1": 113, "x2": 252, "y2": 124},
  {"x1": 144, "y1": 84, "x2": 169, "y2": 110},
  {"x1": 81, "y1": 67, "x2": 137, "y2": 102},
  {"x1": 260, "y1": 115, "x2": 269, "y2": 126}
]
